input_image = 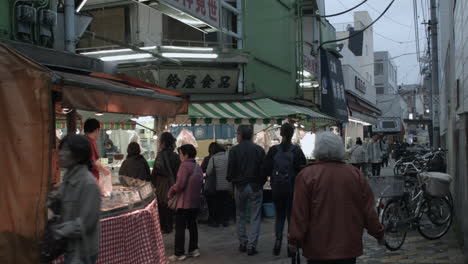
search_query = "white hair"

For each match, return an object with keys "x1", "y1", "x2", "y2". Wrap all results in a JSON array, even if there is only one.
[{"x1": 313, "y1": 132, "x2": 345, "y2": 161}]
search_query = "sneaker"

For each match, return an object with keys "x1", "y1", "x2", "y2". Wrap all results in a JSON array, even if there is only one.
[
  {"x1": 239, "y1": 243, "x2": 247, "y2": 253},
  {"x1": 247, "y1": 247, "x2": 258, "y2": 256},
  {"x1": 273, "y1": 239, "x2": 281, "y2": 256},
  {"x1": 168, "y1": 255, "x2": 186, "y2": 262},
  {"x1": 187, "y1": 249, "x2": 200, "y2": 258}
]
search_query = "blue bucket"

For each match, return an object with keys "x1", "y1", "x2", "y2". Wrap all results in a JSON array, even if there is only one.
[{"x1": 262, "y1": 203, "x2": 275, "y2": 218}]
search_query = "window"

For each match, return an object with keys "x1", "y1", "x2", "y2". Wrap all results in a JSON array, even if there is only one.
[
  {"x1": 375, "y1": 63, "x2": 384, "y2": 75},
  {"x1": 376, "y1": 86, "x2": 384, "y2": 94}
]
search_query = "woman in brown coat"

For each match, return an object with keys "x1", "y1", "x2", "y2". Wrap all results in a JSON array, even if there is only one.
[{"x1": 151, "y1": 132, "x2": 181, "y2": 234}]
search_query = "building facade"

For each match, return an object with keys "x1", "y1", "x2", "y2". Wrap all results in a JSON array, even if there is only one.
[{"x1": 374, "y1": 51, "x2": 397, "y2": 95}]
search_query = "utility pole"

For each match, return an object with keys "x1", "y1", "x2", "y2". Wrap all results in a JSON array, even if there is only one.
[{"x1": 430, "y1": 0, "x2": 440, "y2": 148}]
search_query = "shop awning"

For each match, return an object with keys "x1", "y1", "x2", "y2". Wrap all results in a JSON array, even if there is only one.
[
  {"x1": 53, "y1": 71, "x2": 188, "y2": 117},
  {"x1": 253, "y1": 98, "x2": 337, "y2": 123},
  {"x1": 189, "y1": 101, "x2": 270, "y2": 119}
]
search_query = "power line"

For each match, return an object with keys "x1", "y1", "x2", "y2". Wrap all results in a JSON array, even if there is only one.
[
  {"x1": 320, "y1": 0, "x2": 368, "y2": 18},
  {"x1": 319, "y1": 0, "x2": 396, "y2": 49},
  {"x1": 374, "y1": 31, "x2": 421, "y2": 44},
  {"x1": 360, "y1": 52, "x2": 422, "y2": 67},
  {"x1": 365, "y1": 1, "x2": 413, "y2": 29}
]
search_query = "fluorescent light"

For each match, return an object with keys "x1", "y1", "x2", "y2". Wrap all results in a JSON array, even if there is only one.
[
  {"x1": 95, "y1": 112, "x2": 104, "y2": 116},
  {"x1": 161, "y1": 46, "x2": 214, "y2": 52},
  {"x1": 106, "y1": 130, "x2": 112, "y2": 135},
  {"x1": 349, "y1": 118, "x2": 372, "y2": 126},
  {"x1": 409, "y1": 113, "x2": 414, "y2": 120},
  {"x1": 161, "y1": 53, "x2": 218, "y2": 59},
  {"x1": 153, "y1": 135, "x2": 158, "y2": 140},
  {"x1": 311, "y1": 81, "x2": 320, "y2": 88},
  {"x1": 81, "y1": 46, "x2": 156, "y2": 55},
  {"x1": 76, "y1": 0, "x2": 88, "y2": 12},
  {"x1": 100, "y1": 54, "x2": 153, "y2": 61},
  {"x1": 300, "y1": 82, "x2": 312, "y2": 87}
]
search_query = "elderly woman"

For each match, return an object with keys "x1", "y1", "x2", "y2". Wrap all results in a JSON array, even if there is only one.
[
  {"x1": 119, "y1": 142, "x2": 151, "y2": 182},
  {"x1": 288, "y1": 132, "x2": 384, "y2": 264}
]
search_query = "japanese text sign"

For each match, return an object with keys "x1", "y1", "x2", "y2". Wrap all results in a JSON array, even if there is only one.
[{"x1": 160, "y1": 0, "x2": 220, "y2": 29}]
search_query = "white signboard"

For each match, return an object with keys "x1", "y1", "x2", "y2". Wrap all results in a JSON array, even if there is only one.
[{"x1": 159, "y1": 0, "x2": 220, "y2": 29}]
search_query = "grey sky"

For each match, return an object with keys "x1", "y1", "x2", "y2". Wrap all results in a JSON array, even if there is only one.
[{"x1": 325, "y1": 0, "x2": 428, "y2": 85}]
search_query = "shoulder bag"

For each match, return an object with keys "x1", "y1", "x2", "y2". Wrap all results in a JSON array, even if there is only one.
[{"x1": 168, "y1": 163, "x2": 197, "y2": 210}]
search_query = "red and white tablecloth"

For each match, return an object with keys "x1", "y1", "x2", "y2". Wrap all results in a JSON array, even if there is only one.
[{"x1": 53, "y1": 199, "x2": 167, "y2": 264}]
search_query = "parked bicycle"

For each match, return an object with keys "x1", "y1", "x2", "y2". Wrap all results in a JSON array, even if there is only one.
[{"x1": 380, "y1": 166, "x2": 453, "y2": 251}]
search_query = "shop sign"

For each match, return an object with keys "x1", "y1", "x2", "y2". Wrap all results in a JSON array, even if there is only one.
[
  {"x1": 303, "y1": 54, "x2": 318, "y2": 77},
  {"x1": 160, "y1": 68, "x2": 238, "y2": 94},
  {"x1": 320, "y1": 49, "x2": 348, "y2": 122},
  {"x1": 354, "y1": 76, "x2": 366, "y2": 93},
  {"x1": 159, "y1": 0, "x2": 220, "y2": 29}
]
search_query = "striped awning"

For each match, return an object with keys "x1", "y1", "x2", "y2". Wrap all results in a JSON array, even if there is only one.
[{"x1": 189, "y1": 102, "x2": 270, "y2": 119}]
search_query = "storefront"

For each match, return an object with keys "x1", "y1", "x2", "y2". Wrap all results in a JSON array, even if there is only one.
[{"x1": 0, "y1": 43, "x2": 187, "y2": 264}]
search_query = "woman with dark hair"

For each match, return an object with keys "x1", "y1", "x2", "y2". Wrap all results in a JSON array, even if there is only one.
[
  {"x1": 168, "y1": 144, "x2": 203, "y2": 261},
  {"x1": 118, "y1": 142, "x2": 151, "y2": 182},
  {"x1": 205, "y1": 142, "x2": 231, "y2": 227},
  {"x1": 151, "y1": 132, "x2": 181, "y2": 234},
  {"x1": 55, "y1": 134, "x2": 101, "y2": 264},
  {"x1": 264, "y1": 123, "x2": 307, "y2": 256}
]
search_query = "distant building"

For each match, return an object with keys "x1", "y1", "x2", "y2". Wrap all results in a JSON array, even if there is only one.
[{"x1": 374, "y1": 51, "x2": 398, "y2": 95}]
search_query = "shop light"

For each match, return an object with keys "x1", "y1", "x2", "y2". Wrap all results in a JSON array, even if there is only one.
[
  {"x1": 161, "y1": 53, "x2": 218, "y2": 59},
  {"x1": 409, "y1": 113, "x2": 414, "y2": 120},
  {"x1": 62, "y1": 108, "x2": 71, "y2": 114},
  {"x1": 76, "y1": 0, "x2": 88, "y2": 12},
  {"x1": 76, "y1": 129, "x2": 80, "y2": 134},
  {"x1": 426, "y1": 109, "x2": 430, "y2": 113},
  {"x1": 298, "y1": 70, "x2": 312, "y2": 78},
  {"x1": 81, "y1": 46, "x2": 156, "y2": 55},
  {"x1": 299, "y1": 82, "x2": 312, "y2": 87},
  {"x1": 106, "y1": 130, "x2": 112, "y2": 135},
  {"x1": 294, "y1": 123, "x2": 299, "y2": 128},
  {"x1": 131, "y1": 115, "x2": 139, "y2": 121},
  {"x1": 348, "y1": 118, "x2": 372, "y2": 126},
  {"x1": 300, "y1": 124, "x2": 305, "y2": 128},
  {"x1": 161, "y1": 46, "x2": 214, "y2": 52},
  {"x1": 311, "y1": 81, "x2": 320, "y2": 88},
  {"x1": 95, "y1": 112, "x2": 104, "y2": 116},
  {"x1": 153, "y1": 135, "x2": 158, "y2": 140},
  {"x1": 100, "y1": 54, "x2": 153, "y2": 61}
]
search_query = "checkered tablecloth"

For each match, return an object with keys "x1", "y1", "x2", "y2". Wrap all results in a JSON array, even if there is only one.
[{"x1": 53, "y1": 199, "x2": 167, "y2": 264}]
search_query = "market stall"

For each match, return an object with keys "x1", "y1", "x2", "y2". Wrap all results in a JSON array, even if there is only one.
[{"x1": 0, "y1": 43, "x2": 187, "y2": 264}]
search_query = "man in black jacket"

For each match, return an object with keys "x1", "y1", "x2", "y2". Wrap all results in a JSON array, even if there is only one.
[
  {"x1": 264, "y1": 123, "x2": 306, "y2": 256},
  {"x1": 227, "y1": 125, "x2": 266, "y2": 256}
]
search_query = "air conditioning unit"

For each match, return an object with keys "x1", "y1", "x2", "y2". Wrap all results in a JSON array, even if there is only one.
[
  {"x1": 38, "y1": 9, "x2": 57, "y2": 39},
  {"x1": 16, "y1": 5, "x2": 36, "y2": 35}
]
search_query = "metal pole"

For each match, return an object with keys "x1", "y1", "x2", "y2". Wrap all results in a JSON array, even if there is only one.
[
  {"x1": 430, "y1": 0, "x2": 440, "y2": 148},
  {"x1": 64, "y1": 0, "x2": 75, "y2": 52}
]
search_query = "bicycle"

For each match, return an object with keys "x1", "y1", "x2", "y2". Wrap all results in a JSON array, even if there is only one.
[{"x1": 380, "y1": 167, "x2": 453, "y2": 251}]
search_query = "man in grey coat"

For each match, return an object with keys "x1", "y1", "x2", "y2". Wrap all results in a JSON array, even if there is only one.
[{"x1": 367, "y1": 135, "x2": 383, "y2": 176}]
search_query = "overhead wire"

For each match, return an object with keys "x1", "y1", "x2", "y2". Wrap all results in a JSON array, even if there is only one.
[
  {"x1": 319, "y1": 0, "x2": 368, "y2": 18},
  {"x1": 319, "y1": 0, "x2": 396, "y2": 49},
  {"x1": 365, "y1": 1, "x2": 413, "y2": 29}
]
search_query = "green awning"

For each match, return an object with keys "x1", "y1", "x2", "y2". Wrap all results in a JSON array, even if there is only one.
[{"x1": 253, "y1": 98, "x2": 337, "y2": 123}]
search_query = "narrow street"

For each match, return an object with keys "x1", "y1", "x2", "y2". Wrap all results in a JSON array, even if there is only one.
[{"x1": 163, "y1": 166, "x2": 466, "y2": 264}]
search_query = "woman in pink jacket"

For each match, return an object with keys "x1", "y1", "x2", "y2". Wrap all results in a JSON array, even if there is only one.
[{"x1": 168, "y1": 144, "x2": 203, "y2": 261}]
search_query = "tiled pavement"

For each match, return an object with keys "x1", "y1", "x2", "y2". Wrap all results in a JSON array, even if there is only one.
[{"x1": 162, "y1": 165, "x2": 466, "y2": 264}]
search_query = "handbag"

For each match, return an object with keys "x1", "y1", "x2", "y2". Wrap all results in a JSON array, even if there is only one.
[
  {"x1": 39, "y1": 217, "x2": 67, "y2": 263},
  {"x1": 203, "y1": 156, "x2": 217, "y2": 196},
  {"x1": 168, "y1": 163, "x2": 197, "y2": 210}
]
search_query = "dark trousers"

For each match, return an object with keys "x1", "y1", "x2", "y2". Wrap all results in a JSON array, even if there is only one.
[
  {"x1": 174, "y1": 209, "x2": 199, "y2": 256},
  {"x1": 158, "y1": 201, "x2": 174, "y2": 233},
  {"x1": 206, "y1": 194, "x2": 216, "y2": 223},
  {"x1": 307, "y1": 258, "x2": 356, "y2": 264},
  {"x1": 382, "y1": 157, "x2": 389, "y2": 167},
  {"x1": 371, "y1": 163, "x2": 381, "y2": 176},
  {"x1": 213, "y1": 191, "x2": 230, "y2": 225},
  {"x1": 272, "y1": 189, "x2": 292, "y2": 240}
]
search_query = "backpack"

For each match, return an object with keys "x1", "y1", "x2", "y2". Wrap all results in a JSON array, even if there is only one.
[{"x1": 272, "y1": 145, "x2": 296, "y2": 190}]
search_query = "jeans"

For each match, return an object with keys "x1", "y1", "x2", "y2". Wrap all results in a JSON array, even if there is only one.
[
  {"x1": 272, "y1": 189, "x2": 292, "y2": 240},
  {"x1": 371, "y1": 163, "x2": 381, "y2": 176},
  {"x1": 307, "y1": 258, "x2": 356, "y2": 264},
  {"x1": 213, "y1": 191, "x2": 230, "y2": 225},
  {"x1": 158, "y1": 201, "x2": 174, "y2": 233},
  {"x1": 174, "y1": 209, "x2": 199, "y2": 256},
  {"x1": 235, "y1": 184, "x2": 263, "y2": 248},
  {"x1": 64, "y1": 254, "x2": 98, "y2": 264}
]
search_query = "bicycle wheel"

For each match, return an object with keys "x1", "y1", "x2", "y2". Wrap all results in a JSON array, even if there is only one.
[
  {"x1": 418, "y1": 197, "x2": 453, "y2": 240},
  {"x1": 394, "y1": 164, "x2": 406, "y2": 176},
  {"x1": 381, "y1": 199, "x2": 408, "y2": 251}
]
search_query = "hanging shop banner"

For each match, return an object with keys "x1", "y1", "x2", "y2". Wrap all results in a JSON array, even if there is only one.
[
  {"x1": 320, "y1": 49, "x2": 348, "y2": 122},
  {"x1": 170, "y1": 124, "x2": 235, "y2": 140},
  {"x1": 303, "y1": 45, "x2": 319, "y2": 78},
  {"x1": 160, "y1": 68, "x2": 238, "y2": 94},
  {"x1": 159, "y1": 0, "x2": 220, "y2": 29}
]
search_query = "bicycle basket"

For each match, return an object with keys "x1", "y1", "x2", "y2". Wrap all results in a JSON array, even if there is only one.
[
  {"x1": 421, "y1": 172, "x2": 452, "y2": 197},
  {"x1": 369, "y1": 177, "x2": 405, "y2": 198}
]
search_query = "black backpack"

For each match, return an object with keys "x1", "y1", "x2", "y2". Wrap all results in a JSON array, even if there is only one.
[{"x1": 272, "y1": 145, "x2": 296, "y2": 189}]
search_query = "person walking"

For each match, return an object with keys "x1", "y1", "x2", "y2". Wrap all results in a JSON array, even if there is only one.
[
  {"x1": 55, "y1": 134, "x2": 101, "y2": 264},
  {"x1": 84, "y1": 118, "x2": 110, "y2": 182},
  {"x1": 167, "y1": 144, "x2": 203, "y2": 261},
  {"x1": 367, "y1": 135, "x2": 383, "y2": 177},
  {"x1": 151, "y1": 132, "x2": 181, "y2": 234},
  {"x1": 381, "y1": 139, "x2": 390, "y2": 168},
  {"x1": 349, "y1": 137, "x2": 366, "y2": 172},
  {"x1": 205, "y1": 143, "x2": 232, "y2": 227},
  {"x1": 227, "y1": 125, "x2": 266, "y2": 256},
  {"x1": 264, "y1": 123, "x2": 306, "y2": 256},
  {"x1": 119, "y1": 142, "x2": 151, "y2": 182},
  {"x1": 288, "y1": 132, "x2": 384, "y2": 264}
]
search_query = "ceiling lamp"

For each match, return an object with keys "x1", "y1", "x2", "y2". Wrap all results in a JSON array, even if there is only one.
[
  {"x1": 161, "y1": 53, "x2": 218, "y2": 59},
  {"x1": 95, "y1": 112, "x2": 104, "y2": 116}
]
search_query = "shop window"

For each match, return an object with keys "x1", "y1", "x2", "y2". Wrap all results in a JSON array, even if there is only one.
[{"x1": 77, "y1": 6, "x2": 130, "y2": 49}]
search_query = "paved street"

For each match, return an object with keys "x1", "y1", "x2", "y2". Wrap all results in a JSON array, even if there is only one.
[{"x1": 162, "y1": 165, "x2": 466, "y2": 264}]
